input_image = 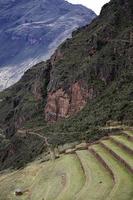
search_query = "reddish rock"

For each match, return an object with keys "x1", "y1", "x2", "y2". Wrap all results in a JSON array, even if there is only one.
[
  {"x1": 32, "y1": 80, "x2": 43, "y2": 101},
  {"x1": 45, "y1": 88, "x2": 70, "y2": 122},
  {"x1": 45, "y1": 81, "x2": 94, "y2": 122},
  {"x1": 15, "y1": 116, "x2": 26, "y2": 129}
]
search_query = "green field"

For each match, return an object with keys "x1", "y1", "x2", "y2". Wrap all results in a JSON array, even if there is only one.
[{"x1": 0, "y1": 132, "x2": 133, "y2": 200}]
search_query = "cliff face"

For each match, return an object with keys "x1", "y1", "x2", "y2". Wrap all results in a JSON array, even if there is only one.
[
  {"x1": 0, "y1": 0, "x2": 133, "y2": 170},
  {"x1": 45, "y1": 81, "x2": 94, "y2": 122}
]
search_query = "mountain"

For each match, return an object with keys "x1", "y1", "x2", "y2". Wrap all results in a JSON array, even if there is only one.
[
  {"x1": 0, "y1": 0, "x2": 133, "y2": 170},
  {"x1": 0, "y1": 0, "x2": 96, "y2": 91}
]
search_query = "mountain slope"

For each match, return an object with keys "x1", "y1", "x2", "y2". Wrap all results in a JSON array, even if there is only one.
[
  {"x1": 0, "y1": 0, "x2": 96, "y2": 90},
  {"x1": 0, "y1": 0, "x2": 133, "y2": 170},
  {"x1": 0, "y1": 131, "x2": 133, "y2": 199}
]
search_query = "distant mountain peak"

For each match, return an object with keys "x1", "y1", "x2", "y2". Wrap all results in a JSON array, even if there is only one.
[{"x1": 0, "y1": 0, "x2": 96, "y2": 91}]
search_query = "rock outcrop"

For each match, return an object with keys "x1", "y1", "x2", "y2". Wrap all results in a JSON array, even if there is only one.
[{"x1": 45, "y1": 81, "x2": 94, "y2": 122}]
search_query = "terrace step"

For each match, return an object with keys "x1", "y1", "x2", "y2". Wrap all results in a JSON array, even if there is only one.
[
  {"x1": 122, "y1": 131, "x2": 133, "y2": 141},
  {"x1": 110, "y1": 135, "x2": 133, "y2": 155},
  {"x1": 90, "y1": 144, "x2": 133, "y2": 200},
  {"x1": 55, "y1": 154, "x2": 85, "y2": 200},
  {"x1": 100, "y1": 140, "x2": 133, "y2": 173},
  {"x1": 75, "y1": 150, "x2": 113, "y2": 200},
  {"x1": 124, "y1": 130, "x2": 133, "y2": 136}
]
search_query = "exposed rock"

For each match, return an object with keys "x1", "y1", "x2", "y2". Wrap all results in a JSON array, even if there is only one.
[
  {"x1": 75, "y1": 142, "x2": 88, "y2": 150},
  {"x1": 14, "y1": 189, "x2": 23, "y2": 196},
  {"x1": 65, "y1": 148, "x2": 76, "y2": 154},
  {"x1": 51, "y1": 49, "x2": 64, "y2": 66},
  {"x1": 15, "y1": 116, "x2": 26, "y2": 130},
  {"x1": 45, "y1": 81, "x2": 94, "y2": 122},
  {"x1": 32, "y1": 80, "x2": 43, "y2": 101}
]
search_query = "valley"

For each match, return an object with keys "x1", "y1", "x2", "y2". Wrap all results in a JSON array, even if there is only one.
[{"x1": 0, "y1": 0, "x2": 133, "y2": 198}]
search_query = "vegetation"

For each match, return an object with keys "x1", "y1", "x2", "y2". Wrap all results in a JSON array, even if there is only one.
[
  {"x1": 0, "y1": 0, "x2": 133, "y2": 169},
  {"x1": 0, "y1": 131, "x2": 133, "y2": 200},
  {"x1": 76, "y1": 150, "x2": 113, "y2": 200}
]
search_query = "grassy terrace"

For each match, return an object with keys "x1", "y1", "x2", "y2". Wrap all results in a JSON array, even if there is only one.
[
  {"x1": 91, "y1": 144, "x2": 133, "y2": 200},
  {"x1": 123, "y1": 131, "x2": 133, "y2": 139},
  {"x1": 0, "y1": 131, "x2": 133, "y2": 200},
  {"x1": 110, "y1": 135, "x2": 133, "y2": 152},
  {"x1": 124, "y1": 131, "x2": 133, "y2": 136},
  {"x1": 0, "y1": 155, "x2": 85, "y2": 200},
  {"x1": 76, "y1": 150, "x2": 113, "y2": 200},
  {"x1": 101, "y1": 140, "x2": 133, "y2": 169},
  {"x1": 55, "y1": 155, "x2": 85, "y2": 200},
  {"x1": 0, "y1": 163, "x2": 43, "y2": 200}
]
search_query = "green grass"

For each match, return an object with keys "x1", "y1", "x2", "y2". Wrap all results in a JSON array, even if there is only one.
[
  {"x1": 110, "y1": 135, "x2": 133, "y2": 151},
  {"x1": 123, "y1": 130, "x2": 133, "y2": 137},
  {"x1": 0, "y1": 134, "x2": 133, "y2": 200},
  {"x1": 101, "y1": 140, "x2": 133, "y2": 168},
  {"x1": 0, "y1": 154, "x2": 85, "y2": 200},
  {"x1": 29, "y1": 160, "x2": 63, "y2": 200},
  {"x1": 91, "y1": 144, "x2": 133, "y2": 200},
  {"x1": 0, "y1": 162, "x2": 42, "y2": 200},
  {"x1": 55, "y1": 154, "x2": 85, "y2": 200},
  {"x1": 75, "y1": 150, "x2": 113, "y2": 200}
]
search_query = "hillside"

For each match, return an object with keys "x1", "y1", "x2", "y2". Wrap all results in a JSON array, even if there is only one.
[
  {"x1": 0, "y1": 0, "x2": 96, "y2": 90},
  {"x1": 0, "y1": 129, "x2": 133, "y2": 200},
  {"x1": 0, "y1": 0, "x2": 133, "y2": 169}
]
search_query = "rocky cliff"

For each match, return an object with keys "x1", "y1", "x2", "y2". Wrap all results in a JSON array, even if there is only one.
[
  {"x1": 45, "y1": 81, "x2": 94, "y2": 122},
  {"x1": 0, "y1": 0, "x2": 133, "y2": 170}
]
